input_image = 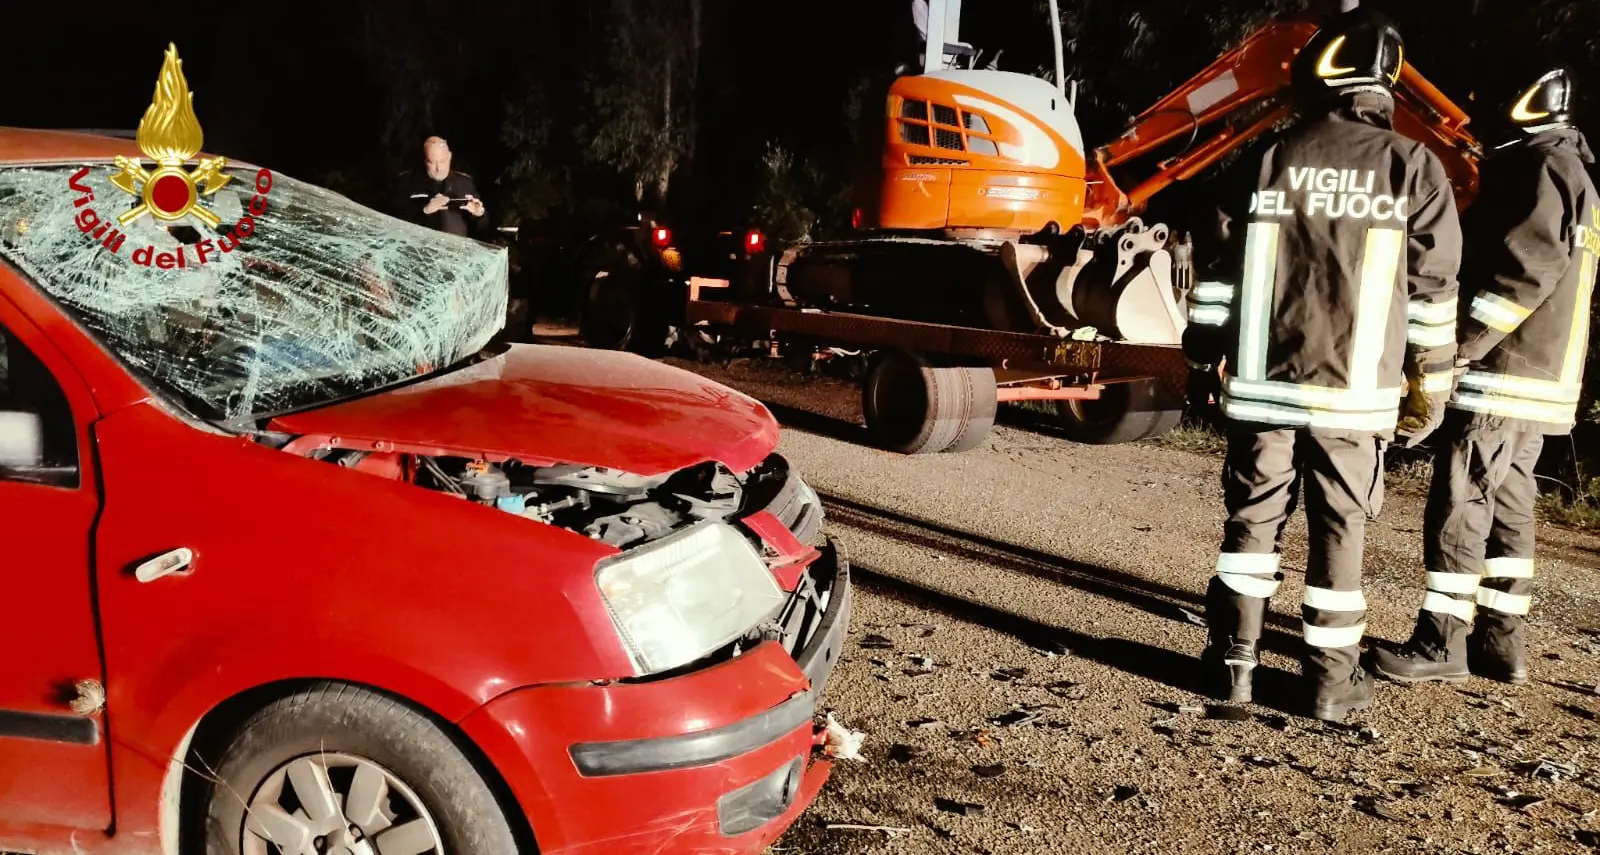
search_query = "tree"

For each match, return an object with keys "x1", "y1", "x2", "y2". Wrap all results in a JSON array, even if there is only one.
[{"x1": 577, "y1": 0, "x2": 703, "y2": 209}]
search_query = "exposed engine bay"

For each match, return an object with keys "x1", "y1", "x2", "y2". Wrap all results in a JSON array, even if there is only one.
[{"x1": 307, "y1": 447, "x2": 822, "y2": 550}]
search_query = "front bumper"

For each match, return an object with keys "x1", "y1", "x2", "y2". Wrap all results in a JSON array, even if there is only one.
[{"x1": 461, "y1": 538, "x2": 852, "y2": 855}]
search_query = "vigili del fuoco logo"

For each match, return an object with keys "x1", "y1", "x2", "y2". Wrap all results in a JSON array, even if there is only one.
[{"x1": 67, "y1": 43, "x2": 273, "y2": 268}]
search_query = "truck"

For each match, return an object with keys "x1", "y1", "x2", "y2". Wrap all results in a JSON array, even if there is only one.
[{"x1": 576, "y1": 0, "x2": 1483, "y2": 454}]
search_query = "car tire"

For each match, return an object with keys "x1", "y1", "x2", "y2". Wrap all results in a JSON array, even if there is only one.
[
  {"x1": 1054, "y1": 378, "x2": 1183, "y2": 445},
  {"x1": 202, "y1": 682, "x2": 521, "y2": 855},
  {"x1": 862, "y1": 350, "x2": 996, "y2": 455}
]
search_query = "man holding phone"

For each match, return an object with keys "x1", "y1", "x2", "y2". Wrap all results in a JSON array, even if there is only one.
[{"x1": 395, "y1": 136, "x2": 487, "y2": 238}]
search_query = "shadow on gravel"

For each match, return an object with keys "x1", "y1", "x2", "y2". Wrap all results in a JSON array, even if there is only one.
[
  {"x1": 762, "y1": 401, "x2": 872, "y2": 446},
  {"x1": 821, "y1": 491, "x2": 1306, "y2": 657},
  {"x1": 850, "y1": 562, "x2": 1303, "y2": 717}
]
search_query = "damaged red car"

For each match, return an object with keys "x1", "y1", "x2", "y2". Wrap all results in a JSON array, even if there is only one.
[{"x1": 0, "y1": 128, "x2": 850, "y2": 855}]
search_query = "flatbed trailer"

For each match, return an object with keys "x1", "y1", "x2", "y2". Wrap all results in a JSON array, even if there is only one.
[{"x1": 682, "y1": 276, "x2": 1189, "y2": 454}]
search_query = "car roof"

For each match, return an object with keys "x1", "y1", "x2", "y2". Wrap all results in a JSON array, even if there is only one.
[{"x1": 0, "y1": 127, "x2": 242, "y2": 167}]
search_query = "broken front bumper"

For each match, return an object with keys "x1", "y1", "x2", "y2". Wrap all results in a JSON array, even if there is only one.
[{"x1": 461, "y1": 537, "x2": 852, "y2": 855}]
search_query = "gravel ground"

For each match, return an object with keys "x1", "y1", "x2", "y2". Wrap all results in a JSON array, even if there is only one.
[{"x1": 658, "y1": 356, "x2": 1600, "y2": 855}]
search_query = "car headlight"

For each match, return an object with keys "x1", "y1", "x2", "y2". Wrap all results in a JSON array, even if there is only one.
[{"x1": 595, "y1": 522, "x2": 785, "y2": 675}]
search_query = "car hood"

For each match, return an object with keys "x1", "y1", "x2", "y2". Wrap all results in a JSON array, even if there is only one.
[{"x1": 268, "y1": 345, "x2": 780, "y2": 476}]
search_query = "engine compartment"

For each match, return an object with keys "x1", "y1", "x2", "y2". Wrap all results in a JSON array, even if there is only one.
[{"x1": 306, "y1": 446, "x2": 809, "y2": 550}]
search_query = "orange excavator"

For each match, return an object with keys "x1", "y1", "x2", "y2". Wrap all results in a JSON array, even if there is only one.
[
  {"x1": 780, "y1": 0, "x2": 1480, "y2": 340},
  {"x1": 671, "y1": 1, "x2": 1482, "y2": 451}
]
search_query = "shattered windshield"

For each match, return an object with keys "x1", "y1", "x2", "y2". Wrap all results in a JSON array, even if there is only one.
[{"x1": 0, "y1": 163, "x2": 507, "y2": 422}]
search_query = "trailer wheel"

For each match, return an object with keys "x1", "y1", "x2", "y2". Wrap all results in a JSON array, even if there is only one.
[
  {"x1": 1055, "y1": 378, "x2": 1182, "y2": 445},
  {"x1": 862, "y1": 350, "x2": 996, "y2": 454}
]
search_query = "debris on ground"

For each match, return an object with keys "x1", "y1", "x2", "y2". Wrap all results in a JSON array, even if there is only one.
[
  {"x1": 859, "y1": 634, "x2": 895, "y2": 650},
  {"x1": 1353, "y1": 795, "x2": 1406, "y2": 822},
  {"x1": 991, "y1": 704, "x2": 1056, "y2": 727},
  {"x1": 1522, "y1": 759, "x2": 1581, "y2": 782},
  {"x1": 972, "y1": 764, "x2": 1006, "y2": 778},
  {"x1": 1109, "y1": 785, "x2": 1141, "y2": 803},
  {"x1": 825, "y1": 823, "x2": 913, "y2": 837},
  {"x1": 1204, "y1": 705, "x2": 1252, "y2": 721},
  {"x1": 906, "y1": 717, "x2": 944, "y2": 729},
  {"x1": 1258, "y1": 714, "x2": 1291, "y2": 731},
  {"x1": 1498, "y1": 792, "x2": 1547, "y2": 811},
  {"x1": 1029, "y1": 638, "x2": 1072, "y2": 657},
  {"x1": 822, "y1": 713, "x2": 868, "y2": 762},
  {"x1": 1046, "y1": 681, "x2": 1090, "y2": 700},
  {"x1": 888, "y1": 744, "x2": 922, "y2": 763},
  {"x1": 934, "y1": 797, "x2": 985, "y2": 816},
  {"x1": 990, "y1": 667, "x2": 1027, "y2": 682}
]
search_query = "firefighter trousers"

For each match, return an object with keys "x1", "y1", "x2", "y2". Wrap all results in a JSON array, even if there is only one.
[
  {"x1": 1421, "y1": 413, "x2": 1543, "y2": 625},
  {"x1": 1211, "y1": 427, "x2": 1384, "y2": 667}
]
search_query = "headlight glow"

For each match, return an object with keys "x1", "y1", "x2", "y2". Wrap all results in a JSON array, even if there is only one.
[{"x1": 595, "y1": 522, "x2": 784, "y2": 674}]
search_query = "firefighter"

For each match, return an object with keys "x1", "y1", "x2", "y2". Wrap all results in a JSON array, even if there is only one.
[
  {"x1": 1371, "y1": 68, "x2": 1598, "y2": 686},
  {"x1": 1183, "y1": 13, "x2": 1462, "y2": 721}
]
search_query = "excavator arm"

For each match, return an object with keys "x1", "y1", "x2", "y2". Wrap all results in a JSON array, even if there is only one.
[{"x1": 1082, "y1": 19, "x2": 1483, "y2": 229}]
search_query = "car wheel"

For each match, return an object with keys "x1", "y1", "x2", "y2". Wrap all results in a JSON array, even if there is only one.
[{"x1": 203, "y1": 682, "x2": 521, "y2": 855}]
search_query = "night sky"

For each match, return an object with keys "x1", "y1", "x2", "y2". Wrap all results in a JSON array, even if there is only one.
[
  {"x1": 4, "y1": 1, "x2": 1591, "y2": 231},
  {"x1": 0, "y1": 1, "x2": 1078, "y2": 222}
]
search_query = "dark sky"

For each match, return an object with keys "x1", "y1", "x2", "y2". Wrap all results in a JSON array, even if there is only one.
[
  {"x1": 2, "y1": 2, "x2": 1045, "y2": 193},
  {"x1": 6, "y1": 1, "x2": 1588, "y2": 229}
]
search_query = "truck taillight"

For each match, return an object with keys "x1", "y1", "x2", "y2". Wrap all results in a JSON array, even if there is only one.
[
  {"x1": 652, "y1": 227, "x2": 672, "y2": 248},
  {"x1": 745, "y1": 229, "x2": 766, "y2": 255},
  {"x1": 851, "y1": 208, "x2": 863, "y2": 229}
]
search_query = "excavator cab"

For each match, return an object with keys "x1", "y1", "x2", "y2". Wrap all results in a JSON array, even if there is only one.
[{"x1": 870, "y1": 0, "x2": 1086, "y2": 234}]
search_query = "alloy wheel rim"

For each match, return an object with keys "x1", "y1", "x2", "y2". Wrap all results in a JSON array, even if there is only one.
[{"x1": 241, "y1": 752, "x2": 445, "y2": 855}]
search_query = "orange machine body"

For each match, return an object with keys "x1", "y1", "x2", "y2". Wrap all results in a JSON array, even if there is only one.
[
  {"x1": 876, "y1": 71, "x2": 1088, "y2": 234},
  {"x1": 869, "y1": 19, "x2": 1481, "y2": 237}
]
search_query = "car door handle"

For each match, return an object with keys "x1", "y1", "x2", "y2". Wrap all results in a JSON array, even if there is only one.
[{"x1": 134, "y1": 547, "x2": 195, "y2": 583}]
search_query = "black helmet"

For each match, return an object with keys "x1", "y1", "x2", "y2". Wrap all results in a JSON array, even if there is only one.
[
  {"x1": 1292, "y1": 10, "x2": 1405, "y2": 101},
  {"x1": 1503, "y1": 68, "x2": 1573, "y2": 135}
]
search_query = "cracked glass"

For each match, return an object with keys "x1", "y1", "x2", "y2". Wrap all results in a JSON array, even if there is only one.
[{"x1": 0, "y1": 163, "x2": 508, "y2": 423}]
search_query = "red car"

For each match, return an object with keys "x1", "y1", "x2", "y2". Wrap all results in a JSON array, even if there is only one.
[{"x1": 0, "y1": 128, "x2": 850, "y2": 855}]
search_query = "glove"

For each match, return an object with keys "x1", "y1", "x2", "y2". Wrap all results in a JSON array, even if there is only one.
[{"x1": 1394, "y1": 359, "x2": 1459, "y2": 448}]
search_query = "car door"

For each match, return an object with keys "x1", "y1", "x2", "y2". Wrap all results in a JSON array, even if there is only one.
[{"x1": 0, "y1": 297, "x2": 111, "y2": 833}]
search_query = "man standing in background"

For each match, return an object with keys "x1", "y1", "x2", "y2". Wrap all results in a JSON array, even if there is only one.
[{"x1": 396, "y1": 136, "x2": 487, "y2": 238}]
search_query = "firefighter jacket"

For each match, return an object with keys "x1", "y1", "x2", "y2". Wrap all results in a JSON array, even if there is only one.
[
  {"x1": 1183, "y1": 93, "x2": 1463, "y2": 436},
  {"x1": 1450, "y1": 128, "x2": 1599, "y2": 434}
]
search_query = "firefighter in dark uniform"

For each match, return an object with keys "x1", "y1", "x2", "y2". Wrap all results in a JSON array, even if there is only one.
[
  {"x1": 1372, "y1": 68, "x2": 1598, "y2": 686},
  {"x1": 1184, "y1": 14, "x2": 1463, "y2": 721}
]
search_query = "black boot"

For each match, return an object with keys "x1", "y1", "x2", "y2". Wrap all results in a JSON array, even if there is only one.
[
  {"x1": 1369, "y1": 609, "x2": 1471, "y2": 684},
  {"x1": 1306, "y1": 646, "x2": 1373, "y2": 723},
  {"x1": 1200, "y1": 578, "x2": 1266, "y2": 703},
  {"x1": 1469, "y1": 612, "x2": 1528, "y2": 685}
]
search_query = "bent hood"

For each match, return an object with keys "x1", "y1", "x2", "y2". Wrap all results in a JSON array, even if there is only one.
[{"x1": 269, "y1": 345, "x2": 780, "y2": 476}]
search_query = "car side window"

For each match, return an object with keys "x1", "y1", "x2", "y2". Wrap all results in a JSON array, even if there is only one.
[{"x1": 0, "y1": 323, "x2": 79, "y2": 484}]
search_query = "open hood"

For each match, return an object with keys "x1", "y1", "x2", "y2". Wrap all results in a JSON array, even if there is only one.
[{"x1": 268, "y1": 345, "x2": 780, "y2": 477}]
